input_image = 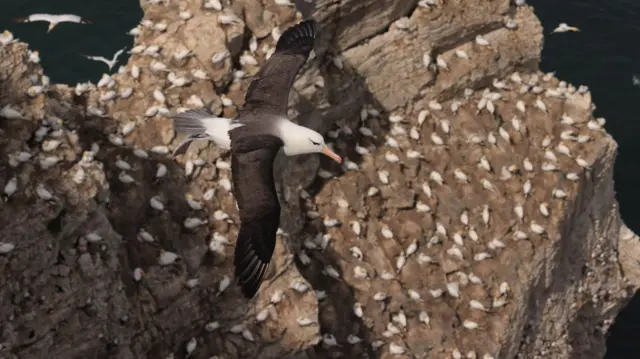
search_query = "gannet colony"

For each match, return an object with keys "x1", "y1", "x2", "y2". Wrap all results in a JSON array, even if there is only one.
[{"x1": 0, "y1": 0, "x2": 639, "y2": 358}]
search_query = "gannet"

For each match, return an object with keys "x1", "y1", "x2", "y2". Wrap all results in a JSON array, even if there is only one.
[
  {"x1": 14, "y1": 14, "x2": 94, "y2": 33},
  {"x1": 28, "y1": 50, "x2": 40, "y2": 64},
  {"x1": 0, "y1": 30, "x2": 17, "y2": 46},
  {"x1": 552, "y1": 23, "x2": 579, "y2": 33},
  {"x1": 82, "y1": 47, "x2": 127, "y2": 71},
  {"x1": 170, "y1": 19, "x2": 341, "y2": 299}
]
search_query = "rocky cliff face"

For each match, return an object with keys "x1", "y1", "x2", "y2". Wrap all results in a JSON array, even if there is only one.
[{"x1": 1, "y1": 0, "x2": 639, "y2": 358}]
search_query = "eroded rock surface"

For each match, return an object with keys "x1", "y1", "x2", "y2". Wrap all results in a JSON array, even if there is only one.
[{"x1": 0, "y1": 0, "x2": 638, "y2": 358}]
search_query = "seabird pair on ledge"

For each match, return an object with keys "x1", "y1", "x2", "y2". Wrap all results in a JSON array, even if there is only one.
[{"x1": 171, "y1": 20, "x2": 342, "y2": 298}]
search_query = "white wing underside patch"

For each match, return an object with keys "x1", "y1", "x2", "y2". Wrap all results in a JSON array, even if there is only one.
[{"x1": 172, "y1": 109, "x2": 238, "y2": 150}]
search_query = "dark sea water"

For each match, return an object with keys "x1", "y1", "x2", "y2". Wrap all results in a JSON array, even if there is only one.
[
  {"x1": 530, "y1": 1, "x2": 640, "y2": 357},
  {"x1": 0, "y1": 0, "x2": 638, "y2": 357},
  {"x1": 0, "y1": 0, "x2": 142, "y2": 83}
]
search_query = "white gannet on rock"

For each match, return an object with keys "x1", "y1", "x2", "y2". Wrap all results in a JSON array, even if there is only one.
[
  {"x1": 0, "y1": 105, "x2": 26, "y2": 120},
  {"x1": 81, "y1": 47, "x2": 127, "y2": 71},
  {"x1": 171, "y1": 19, "x2": 341, "y2": 298},
  {"x1": 28, "y1": 50, "x2": 40, "y2": 64},
  {"x1": 13, "y1": 13, "x2": 94, "y2": 33},
  {"x1": 0, "y1": 30, "x2": 17, "y2": 46}
]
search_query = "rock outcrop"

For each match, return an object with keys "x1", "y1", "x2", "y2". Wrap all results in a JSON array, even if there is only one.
[{"x1": 1, "y1": 0, "x2": 639, "y2": 358}]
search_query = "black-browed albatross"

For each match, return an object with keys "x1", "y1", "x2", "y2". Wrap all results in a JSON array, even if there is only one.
[{"x1": 171, "y1": 19, "x2": 342, "y2": 298}]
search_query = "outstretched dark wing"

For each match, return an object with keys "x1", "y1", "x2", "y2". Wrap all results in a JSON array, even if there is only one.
[
  {"x1": 239, "y1": 19, "x2": 317, "y2": 116},
  {"x1": 230, "y1": 131, "x2": 284, "y2": 298}
]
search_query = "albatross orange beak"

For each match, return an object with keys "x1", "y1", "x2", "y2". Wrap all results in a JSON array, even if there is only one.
[{"x1": 321, "y1": 144, "x2": 342, "y2": 163}]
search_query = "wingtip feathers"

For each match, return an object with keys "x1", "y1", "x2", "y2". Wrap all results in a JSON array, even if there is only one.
[
  {"x1": 234, "y1": 235, "x2": 271, "y2": 299},
  {"x1": 275, "y1": 19, "x2": 317, "y2": 54},
  {"x1": 233, "y1": 221, "x2": 278, "y2": 299}
]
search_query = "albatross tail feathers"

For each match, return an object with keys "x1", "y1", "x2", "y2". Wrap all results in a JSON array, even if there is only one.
[
  {"x1": 275, "y1": 19, "x2": 316, "y2": 54},
  {"x1": 171, "y1": 109, "x2": 218, "y2": 134},
  {"x1": 234, "y1": 221, "x2": 277, "y2": 299},
  {"x1": 171, "y1": 109, "x2": 234, "y2": 158}
]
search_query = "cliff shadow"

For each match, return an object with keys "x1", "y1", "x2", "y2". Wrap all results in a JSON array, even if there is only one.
[
  {"x1": 69, "y1": 96, "x2": 283, "y2": 359},
  {"x1": 509, "y1": 157, "x2": 619, "y2": 358},
  {"x1": 75, "y1": 101, "x2": 324, "y2": 359},
  {"x1": 0, "y1": 83, "x2": 301, "y2": 358},
  {"x1": 51, "y1": 92, "x2": 235, "y2": 359},
  {"x1": 278, "y1": 48, "x2": 396, "y2": 358},
  {"x1": 566, "y1": 295, "x2": 611, "y2": 359}
]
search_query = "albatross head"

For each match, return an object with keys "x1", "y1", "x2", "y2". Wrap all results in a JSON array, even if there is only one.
[{"x1": 279, "y1": 122, "x2": 342, "y2": 163}]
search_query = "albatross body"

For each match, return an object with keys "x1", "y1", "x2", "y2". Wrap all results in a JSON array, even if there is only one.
[
  {"x1": 171, "y1": 19, "x2": 342, "y2": 298},
  {"x1": 14, "y1": 14, "x2": 94, "y2": 33}
]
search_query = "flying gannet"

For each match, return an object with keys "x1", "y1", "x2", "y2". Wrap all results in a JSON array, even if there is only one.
[
  {"x1": 81, "y1": 47, "x2": 128, "y2": 71},
  {"x1": 552, "y1": 23, "x2": 579, "y2": 33},
  {"x1": 170, "y1": 19, "x2": 341, "y2": 298},
  {"x1": 14, "y1": 14, "x2": 94, "y2": 33}
]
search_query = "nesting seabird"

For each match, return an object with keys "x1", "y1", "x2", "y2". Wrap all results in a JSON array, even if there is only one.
[
  {"x1": 14, "y1": 14, "x2": 94, "y2": 33},
  {"x1": 171, "y1": 19, "x2": 342, "y2": 298}
]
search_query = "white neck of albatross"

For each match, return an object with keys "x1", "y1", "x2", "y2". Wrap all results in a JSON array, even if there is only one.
[{"x1": 275, "y1": 118, "x2": 326, "y2": 156}]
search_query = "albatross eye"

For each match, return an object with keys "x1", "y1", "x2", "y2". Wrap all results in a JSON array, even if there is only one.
[{"x1": 309, "y1": 138, "x2": 320, "y2": 146}]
